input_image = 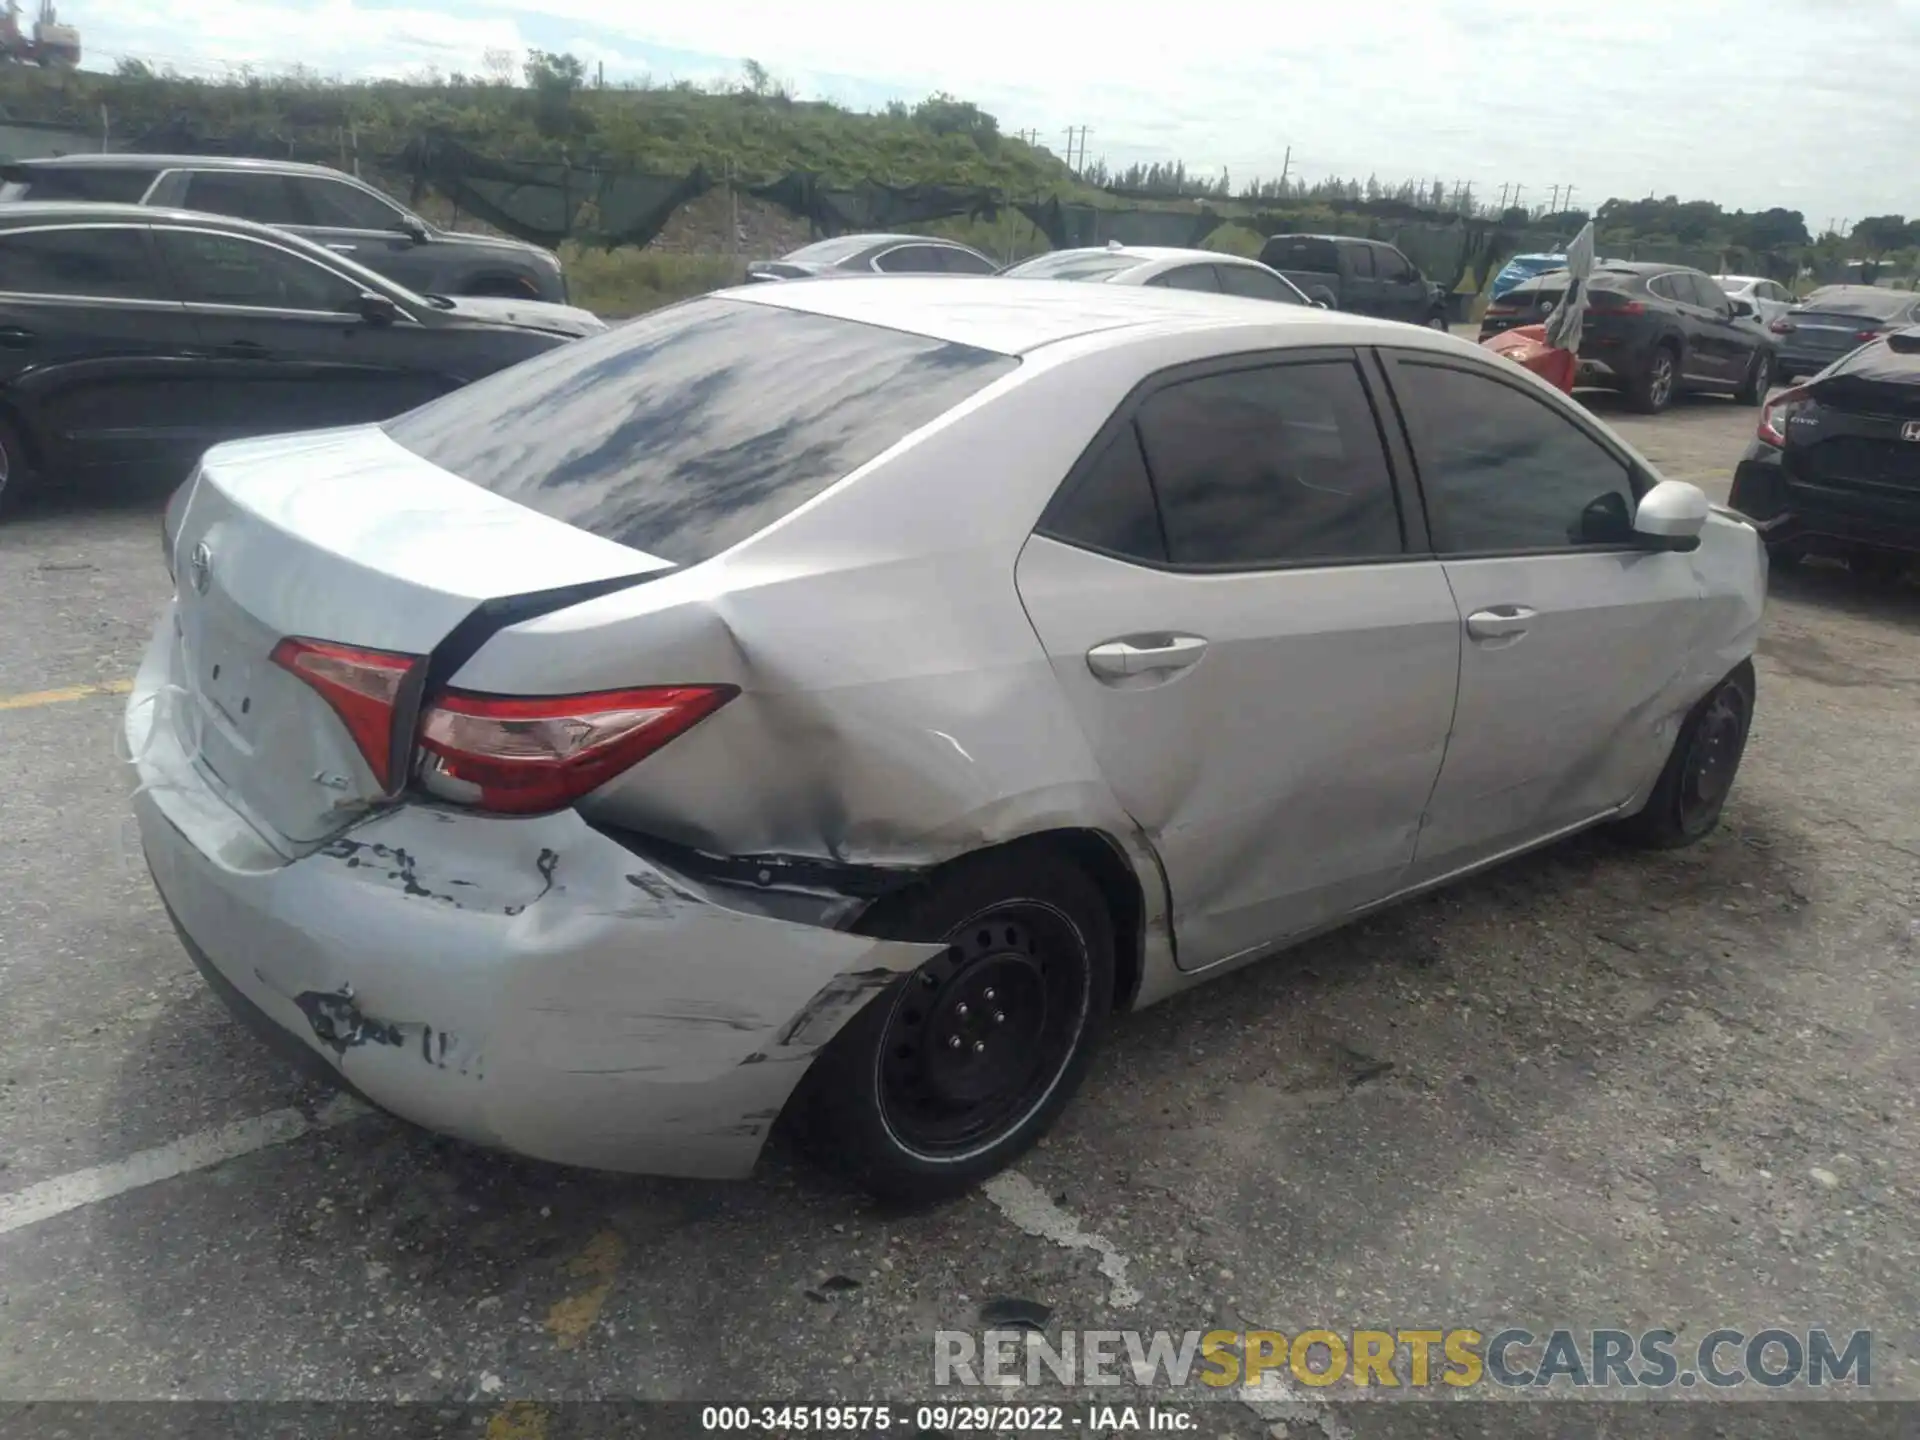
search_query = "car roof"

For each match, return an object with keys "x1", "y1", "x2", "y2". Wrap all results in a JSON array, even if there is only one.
[
  {"x1": 0, "y1": 200, "x2": 300, "y2": 238},
  {"x1": 719, "y1": 274, "x2": 1455, "y2": 357},
  {"x1": 1715, "y1": 274, "x2": 1763, "y2": 285},
  {"x1": 11, "y1": 153, "x2": 349, "y2": 178}
]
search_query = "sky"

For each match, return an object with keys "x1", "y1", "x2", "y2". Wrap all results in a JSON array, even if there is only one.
[{"x1": 67, "y1": 0, "x2": 1920, "y2": 227}]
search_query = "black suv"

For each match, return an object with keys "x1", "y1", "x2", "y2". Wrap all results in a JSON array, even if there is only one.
[
  {"x1": 0, "y1": 155, "x2": 568, "y2": 303},
  {"x1": 1480, "y1": 262, "x2": 1776, "y2": 413},
  {"x1": 0, "y1": 202, "x2": 602, "y2": 515},
  {"x1": 1730, "y1": 326, "x2": 1920, "y2": 580}
]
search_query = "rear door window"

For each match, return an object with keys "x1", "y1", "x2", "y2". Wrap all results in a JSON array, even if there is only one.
[
  {"x1": 1131, "y1": 358, "x2": 1404, "y2": 566},
  {"x1": 0, "y1": 226, "x2": 164, "y2": 300},
  {"x1": 1, "y1": 165, "x2": 157, "y2": 203},
  {"x1": 385, "y1": 298, "x2": 1018, "y2": 565},
  {"x1": 181, "y1": 171, "x2": 307, "y2": 226},
  {"x1": 874, "y1": 245, "x2": 950, "y2": 274},
  {"x1": 1345, "y1": 244, "x2": 1376, "y2": 279},
  {"x1": 1216, "y1": 265, "x2": 1304, "y2": 303},
  {"x1": 1373, "y1": 247, "x2": 1412, "y2": 282},
  {"x1": 937, "y1": 247, "x2": 997, "y2": 275},
  {"x1": 1150, "y1": 265, "x2": 1220, "y2": 293}
]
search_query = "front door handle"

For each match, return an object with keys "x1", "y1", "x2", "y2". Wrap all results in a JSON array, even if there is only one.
[
  {"x1": 1087, "y1": 634, "x2": 1209, "y2": 680},
  {"x1": 219, "y1": 340, "x2": 268, "y2": 356},
  {"x1": 325, "y1": 243, "x2": 358, "y2": 253},
  {"x1": 1465, "y1": 605, "x2": 1536, "y2": 641},
  {"x1": 0, "y1": 326, "x2": 35, "y2": 349}
]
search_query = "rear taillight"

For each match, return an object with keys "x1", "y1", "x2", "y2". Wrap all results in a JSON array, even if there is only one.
[
  {"x1": 1769, "y1": 318, "x2": 1795, "y2": 334},
  {"x1": 270, "y1": 638, "x2": 422, "y2": 791},
  {"x1": 1590, "y1": 295, "x2": 1645, "y2": 316},
  {"x1": 415, "y1": 685, "x2": 737, "y2": 815},
  {"x1": 1484, "y1": 302, "x2": 1519, "y2": 317},
  {"x1": 1757, "y1": 384, "x2": 1811, "y2": 448}
]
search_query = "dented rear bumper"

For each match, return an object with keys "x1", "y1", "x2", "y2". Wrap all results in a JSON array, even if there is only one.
[{"x1": 126, "y1": 620, "x2": 942, "y2": 1179}]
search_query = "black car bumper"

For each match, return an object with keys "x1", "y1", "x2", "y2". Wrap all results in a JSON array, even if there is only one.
[{"x1": 1731, "y1": 450, "x2": 1920, "y2": 556}]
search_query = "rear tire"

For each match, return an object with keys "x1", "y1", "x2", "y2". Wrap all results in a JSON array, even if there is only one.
[
  {"x1": 1735, "y1": 349, "x2": 1772, "y2": 406},
  {"x1": 1426, "y1": 311, "x2": 1451, "y2": 331},
  {"x1": 796, "y1": 846, "x2": 1115, "y2": 1202},
  {"x1": 0, "y1": 413, "x2": 38, "y2": 520},
  {"x1": 1628, "y1": 345, "x2": 1679, "y2": 414},
  {"x1": 1610, "y1": 662, "x2": 1755, "y2": 850}
]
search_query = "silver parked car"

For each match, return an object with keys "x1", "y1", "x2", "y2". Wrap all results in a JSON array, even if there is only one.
[
  {"x1": 1003, "y1": 243, "x2": 1316, "y2": 305},
  {"x1": 132, "y1": 279, "x2": 1766, "y2": 1199}
]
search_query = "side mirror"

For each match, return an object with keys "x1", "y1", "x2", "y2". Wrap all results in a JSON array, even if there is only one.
[
  {"x1": 354, "y1": 291, "x2": 400, "y2": 326},
  {"x1": 1633, "y1": 479, "x2": 1710, "y2": 551},
  {"x1": 395, "y1": 219, "x2": 430, "y2": 244}
]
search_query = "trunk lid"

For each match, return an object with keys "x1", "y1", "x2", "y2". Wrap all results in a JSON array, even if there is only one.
[
  {"x1": 1783, "y1": 369, "x2": 1920, "y2": 516},
  {"x1": 166, "y1": 425, "x2": 670, "y2": 849}
]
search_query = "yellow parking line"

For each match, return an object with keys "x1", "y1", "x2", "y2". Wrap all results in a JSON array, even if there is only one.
[{"x1": 0, "y1": 678, "x2": 134, "y2": 712}]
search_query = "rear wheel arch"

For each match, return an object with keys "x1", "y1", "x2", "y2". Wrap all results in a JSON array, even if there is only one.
[{"x1": 859, "y1": 827, "x2": 1148, "y2": 1014}]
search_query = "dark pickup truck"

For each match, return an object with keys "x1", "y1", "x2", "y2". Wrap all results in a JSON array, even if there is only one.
[{"x1": 1256, "y1": 234, "x2": 1452, "y2": 330}]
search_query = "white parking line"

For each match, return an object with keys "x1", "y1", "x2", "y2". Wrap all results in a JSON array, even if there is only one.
[
  {"x1": 0, "y1": 1093, "x2": 368, "y2": 1237},
  {"x1": 982, "y1": 1170, "x2": 1143, "y2": 1308}
]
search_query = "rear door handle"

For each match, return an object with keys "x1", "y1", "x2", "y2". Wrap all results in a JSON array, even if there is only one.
[
  {"x1": 218, "y1": 340, "x2": 268, "y2": 356},
  {"x1": 1087, "y1": 635, "x2": 1209, "y2": 680},
  {"x1": 0, "y1": 326, "x2": 34, "y2": 349},
  {"x1": 325, "y1": 243, "x2": 357, "y2": 253},
  {"x1": 1465, "y1": 605, "x2": 1536, "y2": 641}
]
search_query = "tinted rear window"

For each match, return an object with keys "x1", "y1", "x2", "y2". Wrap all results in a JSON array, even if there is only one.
[
  {"x1": 1, "y1": 165, "x2": 156, "y2": 203},
  {"x1": 385, "y1": 298, "x2": 1016, "y2": 565},
  {"x1": 1260, "y1": 237, "x2": 1339, "y2": 272},
  {"x1": 1799, "y1": 289, "x2": 1913, "y2": 322}
]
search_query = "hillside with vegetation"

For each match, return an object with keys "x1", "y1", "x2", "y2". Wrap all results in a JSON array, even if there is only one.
[{"x1": 1, "y1": 56, "x2": 1913, "y2": 314}]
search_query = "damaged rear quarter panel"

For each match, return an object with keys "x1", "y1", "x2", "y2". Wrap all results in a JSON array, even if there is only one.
[{"x1": 440, "y1": 339, "x2": 1185, "y2": 980}]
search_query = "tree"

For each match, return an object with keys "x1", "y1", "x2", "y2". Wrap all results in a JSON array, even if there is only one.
[
  {"x1": 1731, "y1": 206, "x2": 1809, "y2": 253},
  {"x1": 740, "y1": 59, "x2": 772, "y2": 97},
  {"x1": 1851, "y1": 214, "x2": 1913, "y2": 257},
  {"x1": 909, "y1": 92, "x2": 1000, "y2": 150}
]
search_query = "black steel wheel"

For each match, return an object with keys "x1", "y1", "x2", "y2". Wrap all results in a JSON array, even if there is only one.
[
  {"x1": 876, "y1": 903, "x2": 1089, "y2": 1158},
  {"x1": 1611, "y1": 662, "x2": 1755, "y2": 850},
  {"x1": 795, "y1": 847, "x2": 1115, "y2": 1201}
]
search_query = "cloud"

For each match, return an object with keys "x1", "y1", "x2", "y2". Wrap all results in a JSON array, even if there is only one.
[{"x1": 74, "y1": 0, "x2": 1920, "y2": 223}]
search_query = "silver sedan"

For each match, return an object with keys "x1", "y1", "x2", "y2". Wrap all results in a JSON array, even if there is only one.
[
  {"x1": 1003, "y1": 244, "x2": 1318, "y2": 305},
  {"x1": 133, "y1": 278, "x2": 1765, "y2": 1200}
]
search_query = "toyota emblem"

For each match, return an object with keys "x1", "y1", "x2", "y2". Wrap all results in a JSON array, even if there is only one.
[
  {"x1": 1903, "y1": 421, "x2": 1920, "y2": 443},
  {"x1": 188, "y1": 541, "x2": 213, "y2": 595}
]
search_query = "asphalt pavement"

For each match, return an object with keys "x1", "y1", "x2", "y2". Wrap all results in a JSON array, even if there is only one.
[{"x1": 2, "y1": 388, "x2": 1917, "y2": 1435}]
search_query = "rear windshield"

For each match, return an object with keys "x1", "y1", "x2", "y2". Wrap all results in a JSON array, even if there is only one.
[
  {"x1": 1259, "y1": 237, "x2": 1339, "y2": 272},
  {"x1": 781, "y1": 235, "x2": 882, "y2": 265},
  {"x1": 385, "y1": 298, "x2": 1016, "y2": 565},
  {"x1": 0, "y1": 165, "x2": 156, "y2": 204},
  {"x1": 1003, "y1": 251, "x2": 1140, "y2": 282},
  {"x1": 1799, "y1": 289, "x2": 1913, "y2": 321}
]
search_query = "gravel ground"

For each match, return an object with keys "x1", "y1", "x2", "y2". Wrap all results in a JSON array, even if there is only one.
[{"x1": 1, "y1": 385, "x2": 1915, "y2": 1436}]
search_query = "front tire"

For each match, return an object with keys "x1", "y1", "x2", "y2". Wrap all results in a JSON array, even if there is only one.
[
  {"x1": 797, "y1": 847, "x2": 1115, "y2": 1202},
  {"x1": 1426, "y1": 311, "x2": 1451, "y2": 331},
  {"x1": 1610, "y1": 662, "x2": 1755, "y2": 850},
  {"x1": 1628, "y1": 345, "x2": 1679, "y2": 414},
  {"x1": 1736, "y1": 349, "x2": 1772, "y2": 406}
]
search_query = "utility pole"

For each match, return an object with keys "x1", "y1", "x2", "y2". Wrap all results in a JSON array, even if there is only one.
[
  {"x1": 597, "y1": 60, "x2": 605, "y2": 88},
  {"x1": 1549, "y1": 183, "x2": 1560, "y2": 212},
  {"x1": 1278, "y1": 144, "x2": 1291, "y2": 188},
  {"x1": 1498, "y1": 182, "x2": 1510, "y2": 210},
  {"x1": 1563, "y1": 184, "x2": 1575, "y2": 214},
  {"x1": 1511, "y1": 183, "x2": 1525, "y2": 214}
]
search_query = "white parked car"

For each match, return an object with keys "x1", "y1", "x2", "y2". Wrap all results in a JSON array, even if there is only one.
[
  {"x1": 134, "y1": 279, "x2": 1766, "y2": 1200},
  {"x1": 1714, "y1": 274, "x2": 1794, "y2": 329},
  {"x1": 1003, "y1": 244, "x2": 1317, "y2": 305}
]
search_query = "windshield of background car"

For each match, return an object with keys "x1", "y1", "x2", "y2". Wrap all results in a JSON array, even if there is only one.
[
  {"x1": 385, "y1": 297, "x2": 1017, "y2": 565},
  {"x1": 1002, "y1": 252, "x2": 1141, "y2": 281}
]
